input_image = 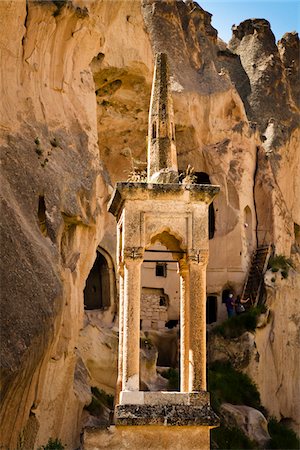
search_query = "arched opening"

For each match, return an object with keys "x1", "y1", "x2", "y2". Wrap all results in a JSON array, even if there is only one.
[
  {"x1": 244, "y1": 206, "x2": 253, "y2": 248},
  {"x1": 206, "y1": 295, "x2": 217, "y2": 324},
  {"x1": 140, "y1": 232, "x2": 182, "y2": 390},
  {"x1": 152, "y1": 121, "x2": 157, "y2": 139},
  {"x1": 84, "y1": 249, "x2": 111, "y2": 310},
  {"x1": 195, "y1": 172, "x2": 215, "y2": 240}
]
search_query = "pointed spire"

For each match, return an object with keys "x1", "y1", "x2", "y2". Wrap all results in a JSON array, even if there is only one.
[{"x1": 147, "y1": 53, "x2": 178, "y2": 183}]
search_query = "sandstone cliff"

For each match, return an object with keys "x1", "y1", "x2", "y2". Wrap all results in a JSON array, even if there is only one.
[{"x1": 0, "y1": 1, "x2": 299, "y2": 448}]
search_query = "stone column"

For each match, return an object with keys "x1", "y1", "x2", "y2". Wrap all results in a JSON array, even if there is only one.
[
  {"x1": 179, "y1": 261, "x2": 190, "y2": 392},
  {"x1": 122, "y1": 248, "x2": 143, "y2": 391},
  {"x1": 188, "y1": 250, "x2": 209, "y2": 392},
  {"x1": 116, "y1": 265, "x2": 124, "y2": 404}
]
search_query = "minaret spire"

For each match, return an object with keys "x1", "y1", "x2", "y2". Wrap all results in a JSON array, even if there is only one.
[{"x1": 147, "y1": 53, "x2": 178, "y2": 183}]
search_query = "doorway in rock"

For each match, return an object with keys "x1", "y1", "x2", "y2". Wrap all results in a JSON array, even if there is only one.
[
  {"x1": 84, "y1": 249, "x2": 112, "y2": 310},
  {"x1": 195, "y1": 172, "x2": 215, "y2": 239},
  {"x1": 206, "y1": 295, "x2": 217, "y2": 324},
  {"x1": 140, "y1": 233, "x2": 181, "y2": 391}
]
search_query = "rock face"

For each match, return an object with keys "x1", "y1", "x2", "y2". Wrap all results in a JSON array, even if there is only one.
[
  {"x1": 208, "y1": 331, "x2": 255, "y2": 370},
  {"x1": 0, "y1": 2, "x2": 109, "y2": 449},
  {"x1": 247, "y1": 264, "x2": 300, "y2": 434},
  {"x1": 0, "y1": 1, "x2": 299, "y2": 448},
  {"x1": 220, "y1": 403, "x2": 270, "y2": 447}
]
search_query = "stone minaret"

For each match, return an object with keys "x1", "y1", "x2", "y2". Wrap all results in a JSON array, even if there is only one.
[
  {"x1": 106, "y1": 51, "x2": 220, "y2": 450},
  {"x1": 147, "y1": 53, "x2": 178, "y2": 183}
]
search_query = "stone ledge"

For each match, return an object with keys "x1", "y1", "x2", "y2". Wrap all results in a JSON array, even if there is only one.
[
  {"x1": 115, "y1": 404, "x2": 219, "y2": 427},
  {"x1": 119, "y1": 391, "x2": 210, "y2": 406},
  {"x1": 108, "y1": 182, "x2": 220, "y2": 217}
]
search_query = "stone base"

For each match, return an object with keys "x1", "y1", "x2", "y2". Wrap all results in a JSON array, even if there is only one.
[
  {"x1": 83, "y1": 399, "x2": 219, "y2": 449},
  {"x1": 84, "y1": 425, "x2": 212, "y2": 450},
  {"x1": 115, "y1": 403, "x2": 219, "y2": 427},
  {"x1": 119, "y1": 391, "x2": 210, "y2": 406}
]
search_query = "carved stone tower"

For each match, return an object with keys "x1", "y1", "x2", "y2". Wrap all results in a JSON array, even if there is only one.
[
  {"x1": 147, "y1": 53, "x2": 178, "y2": 183},
  {"x1": 106, "y1": 53, "x2": 219, "y2": 449}
]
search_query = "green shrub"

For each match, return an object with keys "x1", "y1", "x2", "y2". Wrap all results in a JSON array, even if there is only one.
[
  {"x1": 267, "y1": 418, "x2": 300, "y2": 449},
  {"x1": 38, "y1": 438, "x2": 64, "y2": 449},
  {"x1": 161, "y1": 368, "x2": 179, "y2": 391},
  {"x1": 212, "y1": 306, "x2": 264, "y2": 338},
  {"x1": 268, "y1": 254, "x2": 294, "y2": 277},
  {"x1": 85, "y1": 387, "x2": 114, "y2": 416},
  {"x1": 208, "y1": 361, "x2": 261, "y2": 412},
  {"x1": 211, "y1": 425, "x2": 256, "y2": 449}
]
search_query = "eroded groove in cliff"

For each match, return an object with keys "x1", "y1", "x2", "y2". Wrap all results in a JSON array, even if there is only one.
[{"x1": 38, "y1": 196, "x2": 48, "y2": 237}]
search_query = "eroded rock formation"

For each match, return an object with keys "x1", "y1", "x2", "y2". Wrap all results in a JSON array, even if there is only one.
[{"x1": 0, "y1": 1, "x2": 299, "y2": 448}]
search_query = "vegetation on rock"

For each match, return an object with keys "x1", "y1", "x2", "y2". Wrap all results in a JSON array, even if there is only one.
[
  {"x1": 268, "y1": 254, "x2": 294, "y2": 278},
  {"x1": 85, "y1": 387, "x2": 114, "y2": 417},
  {"x1": 209, "y1": 361, "x2": 300, "y2": 449},
  {"x1": 38, "y1": 438, "x2": 65, "y2": 450},
  {"x1": 211, "y1": 425, "x2": 256, "y2": 449},
  {"x1": 208, "y1": 361, "x2": 261, "y2": 412},
  {"x1": 267, "y1": 418, "x2": 300, "y2": 450},
  {"x1": 212, "y1": 306, "x2": 266, "y2": 338}
]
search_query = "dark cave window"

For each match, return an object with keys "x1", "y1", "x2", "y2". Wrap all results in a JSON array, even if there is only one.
[
  {"x1": 206, "y1": 295, "x2": 217, "y2": 324},
  {"x1": 159, "y1": 296, "x2": 167, "y2": 307},
  {"x1": 156, "y1": 263, "x2": 167, "y2": 277},
  {"x1": 84, "y1": 251, "x2": 111, "y2": 310},
  {"x1": 195, "y1": 172, "x2": 215, "y2": 240}
]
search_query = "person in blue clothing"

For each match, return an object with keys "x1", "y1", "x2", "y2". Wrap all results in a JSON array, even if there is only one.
[{"x1": 225, "y1": 292, "x2": 235, "y2": 318}]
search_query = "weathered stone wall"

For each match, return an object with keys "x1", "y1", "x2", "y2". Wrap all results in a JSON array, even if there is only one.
[
  {"x1": 0, "y1": 2, "x2": 109, "y2": 448},
  {"x1": 141, "y1": 288, "x2": 168, "y2": 330}
]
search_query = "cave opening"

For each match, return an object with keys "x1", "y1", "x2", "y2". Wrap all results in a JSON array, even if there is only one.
[
  {"x1": 206, "y1": 295, "x2": 217, "y2": 324},
  {"x1": 38, "y1": 195, "x2": 48, "y2": 237},
  {"x1": 194, "y1": 172, "x2": 215, "y2": 240},
  {"x1": 84, "y1": 250, "x2": 111, "y2": 310}
]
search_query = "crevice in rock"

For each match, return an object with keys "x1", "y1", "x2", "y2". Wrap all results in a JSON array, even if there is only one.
[
  {"x1": 253, "y1": 146, "x2": 259, "y2": 248},
  {"x1": 37, "y1": 196, "x2": 48, "y2": 237},
  {"x1": 21, "y1": 0, "x2": 29, "y2": 59}
]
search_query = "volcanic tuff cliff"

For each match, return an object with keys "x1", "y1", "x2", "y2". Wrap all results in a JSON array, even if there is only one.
[{"x1": 0, "y1": 1, "x2": 299, "y2": 448}]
